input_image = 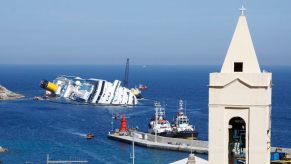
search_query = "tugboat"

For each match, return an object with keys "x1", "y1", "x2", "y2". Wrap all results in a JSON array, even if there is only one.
[
  {"x1": 148, "y1": 102, "x2": 174, "y2": 137},
  {"x1": 172, "y1": 100, "x2": 198, "y2": 140}
]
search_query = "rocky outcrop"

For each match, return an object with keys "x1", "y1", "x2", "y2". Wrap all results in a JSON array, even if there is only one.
[
  {"x1": 0, "y1": 146, "x2": 8, "y2": 153},
  {"x1": 0, "y1": 85, "x2": 24, "y2": 100}
]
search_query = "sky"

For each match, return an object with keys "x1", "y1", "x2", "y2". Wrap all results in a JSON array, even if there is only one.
[{"x1": 0, "y1": 0, "x2": 290, "y2": 65}]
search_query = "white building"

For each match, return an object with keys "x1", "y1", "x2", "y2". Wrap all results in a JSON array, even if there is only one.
[{"x1": 208, "y1": 6, "x2": 272, "y2": 164}]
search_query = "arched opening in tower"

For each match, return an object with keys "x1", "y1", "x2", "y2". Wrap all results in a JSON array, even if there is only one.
[{"x1": 228, "y1": 117, "x2": 246, "y2": 164}]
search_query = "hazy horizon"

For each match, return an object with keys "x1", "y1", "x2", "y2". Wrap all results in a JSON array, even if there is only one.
[{"x1": 1, "y1": 0, "x2": 290, "y2": 65}]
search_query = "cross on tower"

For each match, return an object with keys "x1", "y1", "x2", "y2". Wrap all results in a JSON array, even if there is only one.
[{"x1": 239, "y1": 5, "x2": 246, "y2": 16}]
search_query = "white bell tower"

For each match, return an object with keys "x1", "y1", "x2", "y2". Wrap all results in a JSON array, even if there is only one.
[{"x1": 208, "y1": 5, "x2": 272, "y2": 164}]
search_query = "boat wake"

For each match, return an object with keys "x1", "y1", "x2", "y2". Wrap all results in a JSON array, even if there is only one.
[
  {"x1": 71, "y1": 132, "x2": 87, "y2": 138},
  {"x1": 62, "y1": 128, "x2": 87, "y2": 138}
]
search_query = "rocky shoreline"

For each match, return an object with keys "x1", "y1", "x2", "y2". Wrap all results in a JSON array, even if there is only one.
[
  {"x1": 0, "y1": 85, "x2": 24, "y2": 100},
  {"x1": 0, "y1": 146, "x2": 8, "y2": 153}
]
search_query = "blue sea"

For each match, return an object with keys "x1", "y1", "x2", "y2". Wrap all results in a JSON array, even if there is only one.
[{"x1": 0, "y1": 65, "x2": 290, "y2": 163}]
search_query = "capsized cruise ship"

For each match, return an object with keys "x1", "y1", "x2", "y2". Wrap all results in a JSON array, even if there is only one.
[{"x1": 40, "y1": 75, "x2": 138, "y2": 105}]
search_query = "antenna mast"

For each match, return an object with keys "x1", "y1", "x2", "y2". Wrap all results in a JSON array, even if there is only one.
[{"x1": 124, "y1": 58, "x2": 129, "y2": 87}]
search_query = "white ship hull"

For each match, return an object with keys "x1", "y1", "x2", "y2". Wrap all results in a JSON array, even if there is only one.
[{"x1": 51, "y1": 75, "x2": 138, "y2": 105}]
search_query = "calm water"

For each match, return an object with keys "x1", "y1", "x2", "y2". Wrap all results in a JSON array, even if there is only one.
[{"x1": 0, "y1": 65, "x2": 290, "y2": 163}]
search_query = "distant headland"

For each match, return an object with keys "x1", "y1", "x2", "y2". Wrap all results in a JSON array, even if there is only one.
[{"x1": 0, "y1": 85, "x2": 24, "y2": 100}]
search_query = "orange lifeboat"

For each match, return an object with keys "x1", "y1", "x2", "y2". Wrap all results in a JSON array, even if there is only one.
[{"x1": 159, "y1": 120, "x2": 167, "y2": 123}]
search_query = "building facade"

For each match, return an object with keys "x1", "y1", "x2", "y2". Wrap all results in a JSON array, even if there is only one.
[{"x1": 208, "y1": 7, "x2": 272, "y2": 164}]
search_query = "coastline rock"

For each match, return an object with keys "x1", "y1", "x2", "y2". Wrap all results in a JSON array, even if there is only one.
[
  {"x1": 0, "y1": 85, "x2": 24, "y2": 100},
  {"x1": 0, "y1": 146, "x2": 8, "y2": 153}
]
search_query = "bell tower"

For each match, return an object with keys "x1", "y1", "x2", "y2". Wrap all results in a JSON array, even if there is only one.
[{"x1": 208, "y1": 5, "x2": 272, "y2": 164}]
